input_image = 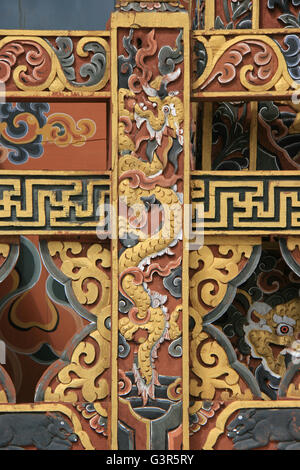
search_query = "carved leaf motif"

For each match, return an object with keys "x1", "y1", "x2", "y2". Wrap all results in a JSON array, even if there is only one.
[
  {"x1": 279, "y1": 13, "x2": 300, "y2": 26},
  {"x1": 190, "y1": 334, "x2": 251, "y2": 400},
  {"x1": 42, "y1": 241, "x2": 111, "y2": 405},
  {"x1": 48, "y1": 241, "x2": 111, "y2": 314},
  {"x1": 190, "y1": 244, "x2": 253, "y2": 317},
  {"x1": 44, "y1": 330, "x2": 110, "y2": 404}
]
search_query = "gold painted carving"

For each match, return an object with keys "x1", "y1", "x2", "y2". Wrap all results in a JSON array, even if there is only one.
[
  {"x1": 189, "y1": 241, "x2": 256, "y2": 405},
  {"x1": 190, "y1": 329, "x2": 253, "y2": 402},
  {"x1": 193, "y1": 35, "x2": 292, "y2": 92},
  {"x1": 245, "y1": 298, "x2": 300, "y2": 377},
  {"x1": 190, "y1": 244, "x2": 253, "y2": 318},
  {"x1": 192, "y1": 33, "x2": 298, "y2": 100},
  {"x1": 287, "y1": 381, "x2": 300, "y2": 398},
  {"x1": 44, "y1": 241, "x2": 111, "y2": 408},
  {"x1": 286, "y1": 236, "x2": 300, "y2": 252},
  {"x1": 118, "y1": 95, "x2": 183, "y2": 398},
  {"x1": 47, "y1": 241, "x2": 111, "y2": 318},
  {"x1": 0, "y1": 171, "x2": 110, "y2": 233},
  {"x1": 0, "y1": 244, "x2": 10, "y2": 258},
  {"x1": 191, "y1": 172, "x2": 300, "y2": 234},
  {"x1": 44, "y1": 330, "x2": 110, "y2": 407},
  {"x1": 0, "y1": 35, "x2": 110, "y2": 96},
  {"x1": 3, "y1": 112, "x2": 97, "y2": 148}
]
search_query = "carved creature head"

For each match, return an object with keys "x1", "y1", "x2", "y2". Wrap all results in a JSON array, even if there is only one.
[
  {"x1": 47, "y1": 413, "x2": 78, "y2": 444},
  {"x1": 244, "y1": 299, "x2": 300, "y2": 377},
  {"x1": 134, "y1": 93, "x2": 184, "y2": 146},
  {"x1": 227, "y1": 409, "x2": 256, "y2": 439},
  {"x1": 133, "y1": 68, "x2": 184, "y2": 148}
]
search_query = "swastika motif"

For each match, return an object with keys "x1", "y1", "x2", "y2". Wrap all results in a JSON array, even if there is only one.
[
  {"x1": 0, "y1": 172, "x2": 110, "y2": 233},
  {"x1": 191, "y1": 172, "x2": 300, "y2": 234}
]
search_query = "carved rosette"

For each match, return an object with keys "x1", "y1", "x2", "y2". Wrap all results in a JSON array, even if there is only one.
[{"x1": 115, "y1": 1, "x2": 186, "y2": 11}]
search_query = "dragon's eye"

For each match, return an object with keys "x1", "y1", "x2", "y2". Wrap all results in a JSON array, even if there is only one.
[
  {"x1": 162, "y1": 105, "x2": 170, "y2": 114},
  {"x1": 276, "y1": 323, "x2": 294, "y2": 336}
]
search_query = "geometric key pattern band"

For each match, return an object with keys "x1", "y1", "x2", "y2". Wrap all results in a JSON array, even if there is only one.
[
  {"x1": 0, "y1": 172, "x2": 110, "y2": 234},
  {"x1": 191, "y1": 172, "x2": 300, "y2": 234}
]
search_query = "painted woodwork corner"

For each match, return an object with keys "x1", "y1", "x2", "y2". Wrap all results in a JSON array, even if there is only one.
[{"x1": 190, "y1": 399, "x2": 300, "y2": 451}]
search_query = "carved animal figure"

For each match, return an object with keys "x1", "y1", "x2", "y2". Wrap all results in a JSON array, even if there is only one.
[
  {"x1": 244, "y1": 299, "x2": 300, "y2": 378},
  {"x1": 117, "y1": 28, "x2": 184, "y2": 404},
  {"x1": 0, "y1": 412, "x2": 78, "y2": 450},
  {"x1": 227, "y1": 408, "x2": 300, "y2": 450}
]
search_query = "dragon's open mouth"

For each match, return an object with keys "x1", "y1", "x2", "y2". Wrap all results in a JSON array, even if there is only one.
[{"x1": 269, "y1": 342, "x2": 286, "y2": 361}]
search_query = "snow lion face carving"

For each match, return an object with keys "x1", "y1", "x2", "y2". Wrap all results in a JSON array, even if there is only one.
[{"x1": 244, "y1": 299, "x2": 300, "y2": 378}]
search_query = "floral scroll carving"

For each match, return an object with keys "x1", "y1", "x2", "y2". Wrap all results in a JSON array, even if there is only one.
[
  {"x1": 190, "y1": 234, "x2": 300, "y2": 434},
  {"x1": 0, "y1": 35, "x2": 110, "y2": 94},
  {"x1": 192, "y1": 32, "x2": 300, "y2": 100},
  {"x1": 37, "y1": 240, "x2": 111, "y2": 425},
  {"x1": 189, "y1": 240, "x2": 262, "y2": 413}
]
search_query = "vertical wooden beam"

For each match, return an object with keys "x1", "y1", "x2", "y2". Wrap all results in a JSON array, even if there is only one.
[
  {"x1": 182, "y1": 16, "x2": 191, "y2": 451},
  {"x1": 110, "y1": 16, "x2": 119, "y2": 451},
  {"x1": 205, "y1": 0, "x2": 215, "y2": 30},
  {"x1": 111, "y1": 8, "x2": 190, "y2": 451},
  {"x1": 249, "y1": 102, "x2": 258, "y2": 171},
  {"x1": 252, "y1": 0, "x2": 260, "y2": 29}
]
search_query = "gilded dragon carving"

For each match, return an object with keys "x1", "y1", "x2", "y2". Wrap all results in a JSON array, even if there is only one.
[{"x1": 117, "y1": 27, "x2": 184, "y2": 404}]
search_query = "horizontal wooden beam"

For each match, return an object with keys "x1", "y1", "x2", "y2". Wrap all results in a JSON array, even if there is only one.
[
  {"x1": 0, "y1": 171, "x2": 111, "y2": 234},
  {"x1": 191, "y1": 171, "x2": 300, "y2": 235}
]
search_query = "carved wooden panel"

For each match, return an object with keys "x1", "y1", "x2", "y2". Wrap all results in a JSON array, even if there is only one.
[
  {"x1": 0, "y1": 32, "x2": 110, "y2": 98},
  {"x1": 111, "y1": 7, "x2": 190, "y2": 450},
  {"x1": 0, "y1": 0, "x2": 298, "y2": 452}
]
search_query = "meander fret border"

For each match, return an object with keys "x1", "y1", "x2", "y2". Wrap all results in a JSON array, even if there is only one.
[
  {"x1": 0, "y1": 171, "x2": 111, "y2": 234},
  {"x1": 191, "y1": 171, "x2": 300, "y2": 234}
]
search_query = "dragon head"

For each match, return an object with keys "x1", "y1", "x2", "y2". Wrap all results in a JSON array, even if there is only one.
[{"x1": 244, "y1": 299, "x2": 300, "y2": 377}]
